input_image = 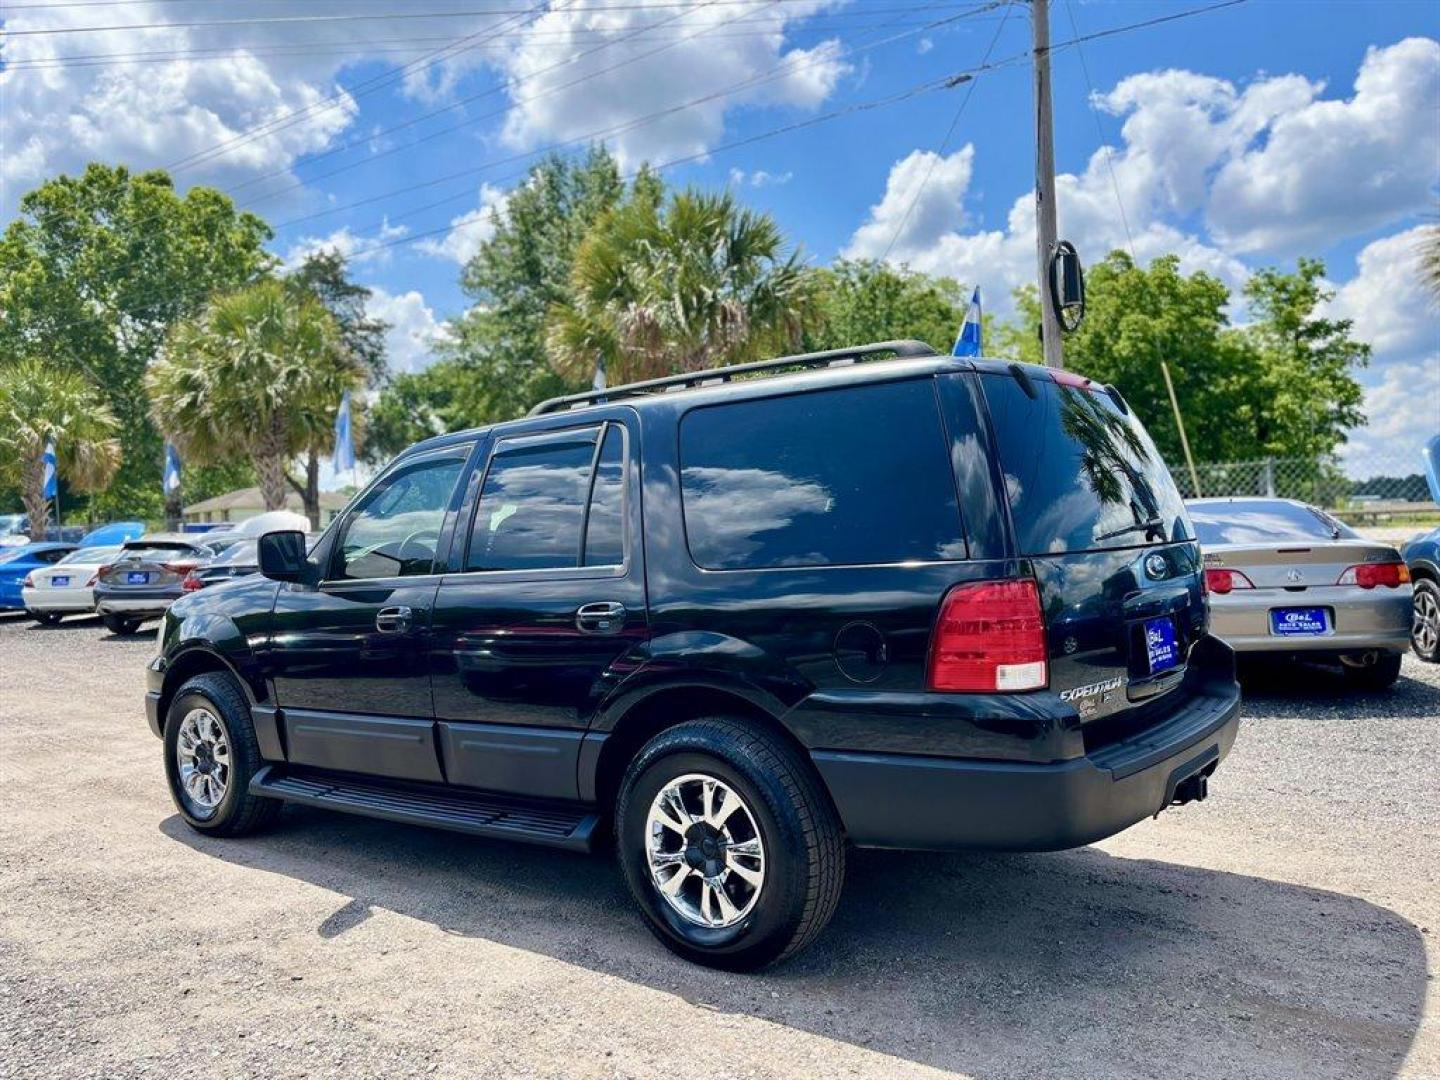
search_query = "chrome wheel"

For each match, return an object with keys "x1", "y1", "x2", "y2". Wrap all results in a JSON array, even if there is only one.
[
  {"x1": 1414, "y1": 586, "x2": 1439, "y2": 657},
  {"x1": 646, "y1": 772, "x2": 765, "y2": 930},
  {"x1": 176, "y1": 707, "x2": 231, "y2": 814}
]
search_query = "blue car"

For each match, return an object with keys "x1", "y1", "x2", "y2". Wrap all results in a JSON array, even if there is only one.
[
  {"x1": 81, "y1": 521, "x2": 145, "y2": 547},
  {"x1": 1403, "y1": 435, "x2": 1440, "y2": 663},
  {"x1": 0, "y1": 542, "x2": 80, "y2": 611}
]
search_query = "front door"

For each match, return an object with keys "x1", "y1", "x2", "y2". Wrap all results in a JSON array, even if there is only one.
[
  {"x1": 267, "y1": 444, "x2": 473, "y2": 782},
  {"x1": 429, "y1": 416, "x2": 647, "y2": 800}
]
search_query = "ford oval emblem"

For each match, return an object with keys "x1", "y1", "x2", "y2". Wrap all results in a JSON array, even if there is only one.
[{"x1": 1144, "y1": 553, "x2": 1168, "y2": 580}]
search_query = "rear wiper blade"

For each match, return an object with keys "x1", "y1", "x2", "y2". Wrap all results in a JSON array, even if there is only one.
[{"x1": 1096, "y1": 516, "x2": 1166, "y2": 543}]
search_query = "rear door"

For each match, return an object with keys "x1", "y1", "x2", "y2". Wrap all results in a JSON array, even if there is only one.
[
  {"x1": 976, "y1": 369, "x2": 1204, "y2": 722},
  {"x1": 428, "y1": 414, "x2": 647, "y2": 800}
]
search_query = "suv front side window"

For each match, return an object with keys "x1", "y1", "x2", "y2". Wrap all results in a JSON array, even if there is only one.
[{"x1": 334, "y1": 454, "x2": 467, "y2": 580}]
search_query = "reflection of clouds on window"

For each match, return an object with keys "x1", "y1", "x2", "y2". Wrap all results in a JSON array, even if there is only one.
[
  {"x1": 935, "y1": 538, "x2": 967, "y2": 560},
  {"x1": 682, "y1": 466, "x2": 833, "y2": 567},
  {"x1": 1003, "y1": 472, "x2": 1023, "y2": 504},
  {"x1": 468, "y1": 447, "x2": 593, "y2": 571},
  {"x1": 1191, "y1": 507, "x2": 1345, "y2": 545}
]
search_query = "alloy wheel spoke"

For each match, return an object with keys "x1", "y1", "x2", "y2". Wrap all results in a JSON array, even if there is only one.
[
  {"x1": 660, "y1": 864, "x2": 693, "y2": 898},
  {"x1": 725, "y1": 855, "x2": 763, "y2": 888},
  {"x1": 708, "y1": 881, "x2": 740, "y2": 924}
]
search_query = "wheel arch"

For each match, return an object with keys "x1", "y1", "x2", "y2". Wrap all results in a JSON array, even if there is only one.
[
  {"x1": 586, "y1": 683, "x2": 831, "y2": 820},
  {"x1": 158, "y1": 646, "x2": 259, "y2": 727}
]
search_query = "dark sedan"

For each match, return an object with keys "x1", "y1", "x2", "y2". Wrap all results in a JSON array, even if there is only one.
[{"x1": 93, "y1": 535, "x2": 208, "y2": 634}]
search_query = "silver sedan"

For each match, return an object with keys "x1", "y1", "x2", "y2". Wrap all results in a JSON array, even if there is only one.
[{"x1": 1187, "y1": 498, "x2": 1412, "y2": 689}]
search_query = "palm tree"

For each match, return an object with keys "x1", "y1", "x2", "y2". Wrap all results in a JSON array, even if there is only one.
[
  {"x1": 0, "y1": 359, "x2": 122, "y2": 539},
  {"x1": 547, "y1": 189, "x2": 814, "y2": 385},
  {"x1": 147, "y1": 280, "x2": 361, "y2": 514},
  {"x1": 1419, "y1": 222, "x2": 1440, "y2": 307}
]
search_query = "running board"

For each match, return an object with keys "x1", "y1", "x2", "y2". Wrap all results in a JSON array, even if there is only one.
[{"x1": 249, "y1": 766, "x2": 600, "y2": 852}]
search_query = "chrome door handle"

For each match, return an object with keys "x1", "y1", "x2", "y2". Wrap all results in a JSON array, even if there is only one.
[
  {"x1": 576, "y1": 601, "x2": 626, "y2": 634},
  {"x1": 375, "y1": 605, "x2": 413, "y2": 634}
]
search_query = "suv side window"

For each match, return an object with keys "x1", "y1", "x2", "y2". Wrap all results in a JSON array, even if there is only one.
[
  {"x1": 466, "y1": 425, "x2": 627, "y2": 572},
  {"x1": 334, "y1": 454, "x2": 466, "y2": 580},
  {"x1": 679, "y1": 379, "x2": 964, "y2": 570}
]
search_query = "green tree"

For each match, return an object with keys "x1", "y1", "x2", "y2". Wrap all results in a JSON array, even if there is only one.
[
  {"x1": 442, "y1": 147, "x2": 637, "y2": 423},
  {"x1": 1236, "y1": 258, "x2": 1368, "y2": 458},
  {"x1": 285, "y1": 250, "x2": 390, "y2": 521},
  {"x1": 0, "y1": 359, "x2": 121, "y2": 539},
  {"x1": 0, "y1": 164, "x2": 273, "y2": 519},
  {"x1": 548, "y1": 188, "x2": 812, "y2": 384},
  {"x1": 803, "y1": 259, "x2": 970, "y2": 355},
  {"x1": 146, "y1": 280, "x2": 361, "y2": 517},
  {"x1": 363, "y1": 362, "x2": 481, "y2": 465}
]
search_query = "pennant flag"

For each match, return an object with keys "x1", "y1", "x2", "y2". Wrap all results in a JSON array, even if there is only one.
[
  {"x1": 593, "y1": 356, "x2": 607, "y2": 393},
  {"x1": 41, "y1": 438, "x2": 57, "y2": 501},
  {"x1": 952, "y1": 286, "x2": 983, "y2": 358},
  {"x1": 163, "y1": 442, "x2": 182, "y2": 497},
  {"x1": 332, "y1": 389, "x2": 356, "y2": 473}
]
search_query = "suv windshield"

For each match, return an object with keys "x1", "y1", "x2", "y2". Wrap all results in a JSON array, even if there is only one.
[
  {"x1": 980, "y1": 372, "x2": 1192, "y2": 556},
  {"x1": 1187, "y1": 500, "x2": 1358, "y2": 545}
]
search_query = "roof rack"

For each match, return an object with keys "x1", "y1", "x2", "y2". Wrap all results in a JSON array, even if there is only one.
[{"x1": 528, "y1": 339, "x2": 939, "y2": 416}]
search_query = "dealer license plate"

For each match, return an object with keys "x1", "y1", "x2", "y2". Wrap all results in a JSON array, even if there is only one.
[
  {"x1": 1144, "y1": 616, "x2": 1180, "y2": 674},
  {"x1": 51, "y1": 575, "x2": 69, "y2": 587},
  {"x1": 126, "y1": 571, "x2": 149, "y2": 585},
  {"x1": 1270, "y1": 607, "x2": 1327, "y2": 636}
]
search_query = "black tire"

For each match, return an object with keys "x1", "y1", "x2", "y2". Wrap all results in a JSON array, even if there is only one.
[
  {"x1": 102, "y1": 614, "x2": 140, "y2": 635},
  {"x1": 615, "y1": 717, "x2": 845, "y2": 971},
  {"x1": 1341, "y1": 651, "x2": 1403, "y2": 690},
  {"x1": 1411, "y1": 578, "x2": 1440, "y2": 663},
  {"x1": 163, "y1": 672, "x2": 282, "y2": 836},
  {"x1": 29, "y1": 611, "x2": 62, "y2": 626}
]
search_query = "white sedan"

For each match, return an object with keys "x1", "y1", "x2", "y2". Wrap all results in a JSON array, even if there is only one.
[{"x1": 19, "y1": 545, "x2": 123, "y2": 624}]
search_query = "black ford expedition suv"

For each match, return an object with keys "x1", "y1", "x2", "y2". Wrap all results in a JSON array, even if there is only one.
[{"x1": 146, "y1": 341, "x2": 1240, "y2": 970}]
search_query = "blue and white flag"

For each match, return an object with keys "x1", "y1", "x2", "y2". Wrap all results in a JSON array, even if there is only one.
[
  {"x1": 332, "y1": 389, "x2": 355, "y2": 473},
  {"x1": 41, "y1": 438, "x2": 57, "y2": 501},
  {"x1": 593, "y1": 356, "x2": 607, "y2": 393},
  {"x1": 163, "y1": 442, "x2": 182, "y2": 497},
  {"x1": 952, "y1": 286, "x2": 983, "y2": 358}
]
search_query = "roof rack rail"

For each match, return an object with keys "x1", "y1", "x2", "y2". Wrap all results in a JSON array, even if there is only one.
[{"x1": 528, "y1": 339, "x2": 939, "y2": 416}]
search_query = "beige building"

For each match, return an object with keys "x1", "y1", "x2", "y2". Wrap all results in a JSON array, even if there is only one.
[{"x1": 183, "y1": 487, "x2": 349, "y2": 526}]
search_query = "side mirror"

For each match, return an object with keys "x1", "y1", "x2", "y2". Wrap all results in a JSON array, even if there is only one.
[{"x1": 258, "y1": 530, "x2": 308, "y2": 583}]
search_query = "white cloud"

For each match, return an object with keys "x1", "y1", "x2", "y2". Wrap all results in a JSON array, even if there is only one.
[
  {"x1": 1327, "y1": 226, "x2": 1439, "y2": 364},
  {"x1": 728, "y1": 167, "x2": 793, "y2": 188},
  {"x1": 416, "y1": 184, "x2": 508, "y2": 265},
  {"x1": 282, "y1": 218, "x2": 408, "y2": 270},
  {"x1": 1209, "y1": 38, "x2": 1440, "y2": 254},
  {"x1": 1340, "y1": 360, "x2": 1440, "y2": 469},
  {"x1": 366, "y1": 287, "x2": 444, "y2": 375},
  {"x1": 493, "y1": 0, "x2": 851, "y2": 168},
  {"x1": 844, "y1": 146, "x2": 974, "y2": 266}
]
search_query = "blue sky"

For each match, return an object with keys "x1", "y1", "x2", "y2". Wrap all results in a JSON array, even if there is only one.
[{"x1": 3, "y1": 0, "x2": 1437, "y2": 466}]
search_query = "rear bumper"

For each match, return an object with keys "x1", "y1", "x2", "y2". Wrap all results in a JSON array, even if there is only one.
[
  {"x1": 1209, "y1": 585, "x2": 1411, "y2": 654},
  {"x1": 95, "y1": 593, "x2": 177, "y2": 617},
  {"x1": 813, "y1": 673, "x2": 1241, "y2": 852},
  {"x1": 21, "y1": 586, "x2": 96, "y2": 612}
]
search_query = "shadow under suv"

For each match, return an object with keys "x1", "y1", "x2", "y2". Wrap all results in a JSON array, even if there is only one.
[{"x1": 145, "y1": 341, "x2": 1241, "y2": 970}]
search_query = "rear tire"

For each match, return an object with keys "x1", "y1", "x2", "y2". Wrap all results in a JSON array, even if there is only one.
[
  {"x1": 615, "y1": 718, "x2": 845, "y2": 971},
  {"x1": 1341, "y1": 651, "x2": 1403, "y2": 690},
  {"x1": 29, "y1": 611, "x2": 62, "y2": 626},
  {"x1": 1411, "y1": 578, "x2": 1440, "y2": 663},
  {"x1": 163, "y1": 672, "x2": 281, "y2": 837},
  {"x1": 102, "y1": 614, "x2": 140, "y2": 635}
]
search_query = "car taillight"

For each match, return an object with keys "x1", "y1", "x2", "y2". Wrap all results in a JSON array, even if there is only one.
[
  {"x1": 1203, "y1": 568, "x2": 1255, "y2": 595},
  {"x1": 927, "y1": 579, "x2": 1048, "y2": 693},
  {"x1": 85, "y1": 574, "x2": 98, "y2": 587},
  {"x1": 22, "y1": 573, "x2": 34, "y2": 588},
  {"x1": 162, "y1": 561, "x2": 198, "y2": 575},
  {"x1": 1337, "y1": 561, "x2": 1410, "y2": 589},
  {"x1": 181, "y1": 571, "x2": 204, "y2": 592}
]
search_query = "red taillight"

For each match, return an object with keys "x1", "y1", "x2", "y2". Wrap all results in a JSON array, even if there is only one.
[
  {"x1": 84, "y1": 574, "x2": 98, "y2": 587},
  {"x1": 162, "y1": 561, "x2": 199, "y2": 575},
  {"x1": 1203, "y1": 568, "x2": 1255, "y2": 595},
  {"x1": 928, "y1": 579, "x2": 1048, "y2": 693},
  {"x1": 181, "y1": 571, "x2": 204, "y2": 592},
  {"x1": 97, "y1": 564, "x2": 112, "y2": 582},
  {"x1": 22, "y1": 573, "x2": 35, "y2": 588},
  {"x1": 1337, "y1": 562, "x2": 1410, "y2": 589}
]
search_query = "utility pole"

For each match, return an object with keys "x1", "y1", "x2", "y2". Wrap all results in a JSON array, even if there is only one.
[{"x1": 1032, "y1": 0, "x2": 1064, "y2": 369}]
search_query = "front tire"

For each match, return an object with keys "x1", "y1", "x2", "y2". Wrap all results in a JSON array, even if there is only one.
[
  {"x1": 1411, "y1": 578, "x2": 1440, "y2": 662},
  {"x1": 615, "y1": 718, "x2": 845, "y2": 971},
  {"x1": 1341, "y1": 651, "x2": 1403, "y2": 690},
  {"x1": 163, "y1": 672, "x2": 281, "y2": 836},
  {"x1": 102, "y1": 614, "x2": 140, "y2": 635}
]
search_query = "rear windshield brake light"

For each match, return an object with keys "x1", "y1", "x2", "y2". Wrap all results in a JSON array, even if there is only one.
[{"x1": 928, "y1": 579, "x2": 1048, "y2": 693}]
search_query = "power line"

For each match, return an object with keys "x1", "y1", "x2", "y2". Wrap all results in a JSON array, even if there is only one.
[
  {"x1": 0, "y1": 0, "x2": 838, "y2": 33},
  {"x1": 237, "y1": 1, "x2": 1001, "y2": 207}
]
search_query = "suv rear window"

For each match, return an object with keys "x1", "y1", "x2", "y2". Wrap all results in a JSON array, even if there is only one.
[
  {"x1": 980, "y1": 372, "x2": 1192, "y2": 555},
  {"x1": 679, "y1": 379, "x2": 964, "y2": 570}
]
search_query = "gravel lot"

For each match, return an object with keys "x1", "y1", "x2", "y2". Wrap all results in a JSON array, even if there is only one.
[{"x1": 1, "y1": 612, "x2": 1436, "y2": 1080}]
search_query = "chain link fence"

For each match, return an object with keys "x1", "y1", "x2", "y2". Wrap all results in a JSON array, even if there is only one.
[{"x1": 1171, "y1": 448, "x2": 1438, "y2": 523}]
